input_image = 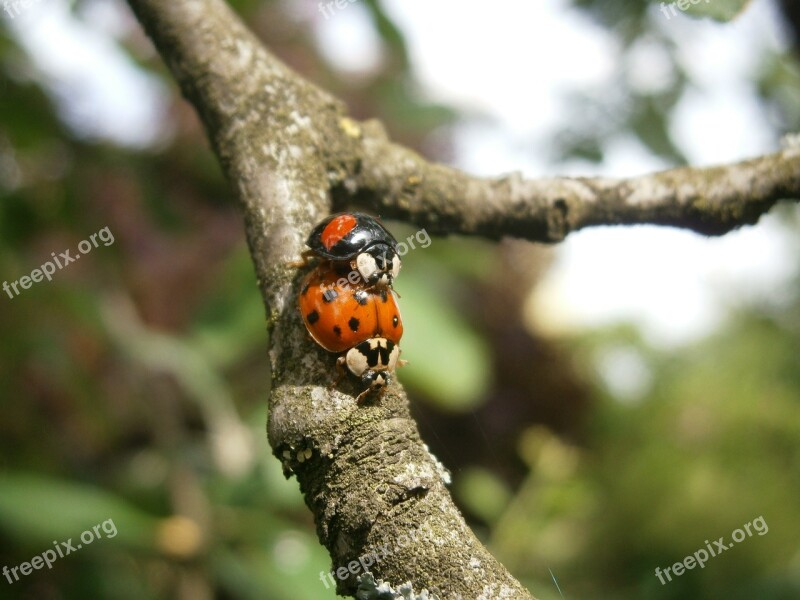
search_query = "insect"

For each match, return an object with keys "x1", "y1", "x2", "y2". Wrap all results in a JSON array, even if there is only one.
[
  {"x1": 298, "y1": 263, "x2": 405, "y2": 402},
  {"x1": 304, "y1": 212, "x2": 401, "y2": 288}
]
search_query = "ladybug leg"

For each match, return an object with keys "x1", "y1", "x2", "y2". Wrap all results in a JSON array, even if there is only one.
[
  {"x1": 287, "y1": 249, "x2": 315, "y2": 269},
  {"x1": 397, "y1": 359, "x2": 409, "y2": 369},
  {"x1": 355, "y1": 387, "x2": 374, "y2": 404},
  {"x1": 332, "y1": 356, "x2": 348, "y2": 389},
  {"x1": 358, "y1": 384, "x2": 389, "y2": 405},
  {"x1": 365, "y1": 283, "x2": 401, "y2": 299}
]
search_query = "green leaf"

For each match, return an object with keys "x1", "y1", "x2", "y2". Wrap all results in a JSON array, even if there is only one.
[
  {"x1": 655, "y1": 0, "x2": 753, "y2": 22},
  {"x1": 393, "y1": 265, "x2": 491, "y2": 411},
  {"x1": 0, "y1": 473, "x2": 158, "y2": 550},
  {"x1": 454, "y1": 467, "x2": 512, "y2": 525}
]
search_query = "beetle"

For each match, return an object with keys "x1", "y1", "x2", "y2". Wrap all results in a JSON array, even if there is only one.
[
  {"x1": 304, "y1": 212, "x2": 401, "y2": 288},
  {"x1": 298, "y1": 263, "x2": 405, "y2": 401}
]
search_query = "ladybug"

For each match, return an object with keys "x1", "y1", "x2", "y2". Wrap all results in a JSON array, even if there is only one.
[
  {"x1": 298, "y1": 263, "x2": 404, "y2": 401},
  {"x1": 305, "y1": 212, "x2": 400, "y2": 288}
]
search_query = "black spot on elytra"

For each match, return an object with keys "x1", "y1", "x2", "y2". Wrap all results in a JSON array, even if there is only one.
[
  {"x1": 323, "y1": 289, "x2": 338, "y2": 303},
  {"x1": 333, "y1": 325, "x2": 342, "y2": 337},
  {"x1": 355, "y1": 291, "x2": 369, "y2": 306},
  {"x1": 380, "y1": 289, "x2": 388, "y2": 303},
  {"x1": 307, "y1": 310, "x2": 320, "y2": 325},
  {"x1": 392, "y1": 315, "x2": 399, "y2": 327},
  {"x1": 349, "y1": 317, "x2": 360, "y2": 332}
]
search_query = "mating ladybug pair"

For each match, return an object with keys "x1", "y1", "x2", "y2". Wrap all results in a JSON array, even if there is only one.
[{"x1": 297, "y1": 213, "x2": 405, "y2": 402}]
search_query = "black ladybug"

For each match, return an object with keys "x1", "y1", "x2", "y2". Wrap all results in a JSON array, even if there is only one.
[{"x1": 306, "y1": 212, "x2": 400, "y2": 288}]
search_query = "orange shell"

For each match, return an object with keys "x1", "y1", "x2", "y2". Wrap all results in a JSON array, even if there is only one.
[{"x1": 298, "y1": 265, "x2": 403, "y2": 353}]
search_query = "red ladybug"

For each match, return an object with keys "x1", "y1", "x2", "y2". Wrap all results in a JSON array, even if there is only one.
[
  {"x1": 305, "y1": 212, "x2": 400, "y2": 288},
  {"x1": 298, "y1": 264, "x2": 404, "y2": 401}
]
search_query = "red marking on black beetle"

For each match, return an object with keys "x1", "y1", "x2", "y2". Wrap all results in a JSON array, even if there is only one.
[{"x1": 321, "y1": 214, "x2": 357, "y2": 250}]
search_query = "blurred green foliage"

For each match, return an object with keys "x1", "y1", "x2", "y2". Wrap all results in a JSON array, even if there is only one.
[
  {"x1": 0, "y1": 0, "x2": 798, "y2": 599},
  {"x1": 495, "y1": 306, "x2": 800, "y2": 599}
]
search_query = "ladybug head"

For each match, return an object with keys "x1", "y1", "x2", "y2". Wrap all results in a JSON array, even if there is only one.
[
  {"x1": 353, "y1": 243, "x2": 401, "y2": 287},
  {"x1": 343, "y1": 338, "x2": 400, "y2": 400},
  {"x1": 361, "y1": 369, "x2": 392, "y2": 393}
]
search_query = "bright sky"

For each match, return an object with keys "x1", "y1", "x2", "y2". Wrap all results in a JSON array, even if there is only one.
[
  {"x1": 6, "y1": 0, "x2": 799, "y2": 351},
  {"x1": 3, "y1": 0, "x2": 169, "y2": 147}
]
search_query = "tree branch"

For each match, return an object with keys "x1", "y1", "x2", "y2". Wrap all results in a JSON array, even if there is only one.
[
  {"x1": 345, "y1": 120, "x2": 800, "y2": 242},
  {"x1": 125, "y1": 0, "x2": 533, "y2": 597}
]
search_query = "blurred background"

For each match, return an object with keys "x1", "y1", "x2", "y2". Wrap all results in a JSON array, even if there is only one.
[{"x1": 1, "y1": 0, "x2": 799, "y2": 598}]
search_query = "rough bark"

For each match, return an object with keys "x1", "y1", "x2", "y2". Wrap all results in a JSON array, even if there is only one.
[
  {"x1": 351, "y1": 123, "x2": 800, "y2": 241},
  {"x1": 124, "y1": 0, "x2": 799, "y2": 598}
]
